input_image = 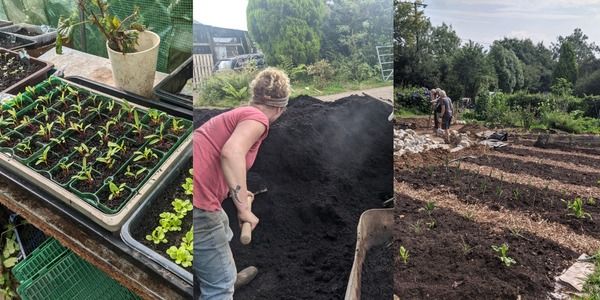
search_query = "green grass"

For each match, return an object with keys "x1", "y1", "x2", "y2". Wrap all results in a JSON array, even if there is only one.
[
  {"x1": 579, "y1": 251, "x2": 600, "y2": 300},
  {"x1": 290, "y1": 78, "x2": 391, "y2": 98},
  {"x1": 395, "y1": 107, "x2": 429, "y2": 118}
]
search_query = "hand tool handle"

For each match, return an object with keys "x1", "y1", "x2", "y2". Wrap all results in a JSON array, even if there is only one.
[{"x1": 241, "y1": 223, "x2": 252, "y2": 245}]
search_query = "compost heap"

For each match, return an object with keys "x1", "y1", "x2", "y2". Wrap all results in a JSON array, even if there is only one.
[{"x1": 196, "y1": 95, "x2": 393, "y2": 299}]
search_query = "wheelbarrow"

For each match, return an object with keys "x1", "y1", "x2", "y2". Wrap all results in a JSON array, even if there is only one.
[{"x1": 344, "y1": 207, "x2": 394, "y2": 300}]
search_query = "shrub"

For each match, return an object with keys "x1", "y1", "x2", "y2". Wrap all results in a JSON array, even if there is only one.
[
  {"x1": 199, "y1": 70, "x2": 256, "y2": 107},
  {"x1": 541, "y1": 111, "x2": 600, "y2": 134},
  {"x1": 306, "y1": 59, "x2": 335, "y2": 88},
  {"x1": 333, "y1": 55, "x2": 377, "y2": 82},
  {"x1": 395, "y1": 86, "x2": 431, "y2": 115}
]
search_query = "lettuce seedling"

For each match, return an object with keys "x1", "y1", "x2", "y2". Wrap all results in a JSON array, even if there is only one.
[
  {"x1": 398, "y1": 246, "x2": 409, "y2": 264},
  {"x1": 166, "y1": 245, "x2": 192, "y2": 267},
  {"x1": 492, "y1": 243, "x2": 516, "y2": 267},
  {"x1": 172, "y1": 198, "x2": 192, "y2": 217},
  {"x1": 146, "y1": 226, "x2": 168, "y2": 244},
  {"x1": 159, "y1": 212, "x2": 182, "y2": 232}
]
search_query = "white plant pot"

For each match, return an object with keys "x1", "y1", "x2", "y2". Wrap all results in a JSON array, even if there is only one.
[{"x1": 106, "y1": 30, "x2": 160, "y2": 98}]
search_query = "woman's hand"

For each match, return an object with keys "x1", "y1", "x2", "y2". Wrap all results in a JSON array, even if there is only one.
[{"x1": 238, "y1": 208, "x2": 259, "y2": 230}]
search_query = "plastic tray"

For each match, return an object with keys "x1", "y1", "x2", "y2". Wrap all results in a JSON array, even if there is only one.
[
  {"x1": 66, "y1": 76, "x2": 192, "y2": 119},
  {"x1": 0, "y1": 48, "x2": 53, "y2": 95},
  {"x1": 0, "y1": 77, "x2": 192, "y2": 231},
  {"x1": 0, "y1": 31, "x2": 35, "y2": 50},
  {"x1": 121, "y1": 147, "x2": 192, "y2": 284},
  {"x1": 153, "y1": 56, "x2": 193, "y2": 110},
  {"x1": 0, "y1": 24, "x2": 57, "y2": 47},
  {"x1": 12, "y1": 238, "x2": 66, "y2": 283},
  {"x1": 16, "y1": 248, "x2": 139, "y2": 300}
]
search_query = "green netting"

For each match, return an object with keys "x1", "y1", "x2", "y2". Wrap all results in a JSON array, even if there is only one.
[
  {"x1": 12, "y1": 238, "x2": 66, "y2": 283},
  {"x1": 0, "y1": 0, "x2": 191, "y2": 73}
]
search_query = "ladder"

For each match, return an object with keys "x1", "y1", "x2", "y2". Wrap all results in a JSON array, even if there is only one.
[{"x1": 376, "y1": 45, "x2": 393, "y2": 81}]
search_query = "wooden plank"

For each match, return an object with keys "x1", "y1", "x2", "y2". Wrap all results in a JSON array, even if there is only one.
[{"x1": 193, "y1": 54, "x2": 214, "y2": 88}]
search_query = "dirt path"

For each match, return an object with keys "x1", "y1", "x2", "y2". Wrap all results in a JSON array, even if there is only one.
[
  {"x1": 316, "y1": 85, "x2": 393, "y2": 102},
  {"x1": 486, "y1": 151, "x2": 600, "y2": 175},
  {"x1": 459, "y1": 161, "x2": 600, "y2": 199},
  {"x1": 395, "y1": 182, "x2": 600, "y2": 254}
]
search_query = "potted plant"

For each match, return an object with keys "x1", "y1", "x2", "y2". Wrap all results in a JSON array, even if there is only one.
[{"x1": 56, "y1": 0, "x2": 160, "y2": 98}]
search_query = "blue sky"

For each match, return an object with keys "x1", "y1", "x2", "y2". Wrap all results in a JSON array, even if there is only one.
[
  {"x1": 426, "y1": 0, "x2": 600, "y2": 47},
  {"x1": 194, "y1": 0, "x2": 249, "y2": 30}
]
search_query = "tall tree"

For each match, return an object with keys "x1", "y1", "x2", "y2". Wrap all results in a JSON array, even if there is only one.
[
  {"x1": 247, "y1": 0, "x2": 326, "y2": 66},
  {"x1": 450, "y1": 41, "x2": 495, "y2": 100},
  {"x1": 321, "y1": 0, "x2": 393, "y2": 66},
  {"x1": 488, "y1": 43, "x2": 524, "y2": 93},
  {"x1": 553, "y1": 41, "x2": 578, "y2": 85}
]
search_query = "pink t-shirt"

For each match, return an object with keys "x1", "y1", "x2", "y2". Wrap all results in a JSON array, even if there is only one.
[{"x1": 193, "y1": 106, "x2": 269, "y2": 211}]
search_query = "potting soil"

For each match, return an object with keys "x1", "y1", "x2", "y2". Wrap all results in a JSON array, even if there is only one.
[
  {"x1": 361, "y1": 243, "x2": 393, "y2": 300},
  {"x1": 195, "y1": 95, "x2": 393, "y2": 299}
]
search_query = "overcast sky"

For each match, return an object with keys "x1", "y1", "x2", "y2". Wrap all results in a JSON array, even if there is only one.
[
  {"x1": 194, "y1": 0, "x2": 249, "y2": 30},
  {"x1": 425, "y1": 0, "x2": 600, "y2": 47}
]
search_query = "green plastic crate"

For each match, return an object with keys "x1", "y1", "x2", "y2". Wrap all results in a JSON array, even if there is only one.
[
  {"x1": 12, "y1": 238, "x2": 66, "y2": 283},
  {"x1": 16, "y1": 251, "x2": 139, "y2": 300}
]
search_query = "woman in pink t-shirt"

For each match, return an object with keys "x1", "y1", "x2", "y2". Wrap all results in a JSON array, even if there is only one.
[{"x1": 194, "y1": 68, "x2": 290, "y2": 300}]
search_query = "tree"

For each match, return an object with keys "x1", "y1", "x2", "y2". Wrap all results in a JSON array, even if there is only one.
[
  {"x1": 552, "y1": 28, "x2": 600, "y2": 65},
  {"x1": 488, "y1": 43, "x2": 524, "y2": 93},
  {"x1": 321, "y1": 0, "x2": 393, "y2": 66},
  {"x1": 553, "y1": 41, "x2": 578, "y2": 85},
  {"x1": 450, "y1": 41, "x2": 495, "y2": 100},
  {"x1": 247, "y1": 0, "x2": 326, "y2": 66},
  {"x1": 496, "y1": 38, "x2": 554, "y2": 92}
]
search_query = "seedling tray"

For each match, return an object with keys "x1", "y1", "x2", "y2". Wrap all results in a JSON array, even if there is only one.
[
  {"x1": 121, "y1": 149, "x2": 193, "y2": 284},
  {"x1": 0, "y1": 31, "x2": 35, "y2": 50},
  {"x1": 66, "y1": 76, "x2": 192, "y2": 117},
  {"x1": 0, "y1": 23, "x2": 57, "y2": 47},
  {"x1": 0, "y1": 48, "x2": 53, "y2": 95},
  {"x1": 0, "y1": 76, "x2": 193, "y2": 231},
  {"x1": 153, "y1": 56, "x2": 193, "y2": 110}
]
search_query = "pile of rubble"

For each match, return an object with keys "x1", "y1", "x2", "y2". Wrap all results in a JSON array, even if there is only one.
[{"x1": 394, "y1": 129, "x2": 474, "y2": 156}]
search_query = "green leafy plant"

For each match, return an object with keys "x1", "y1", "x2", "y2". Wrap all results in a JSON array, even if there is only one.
[
  {"x1": 96, "y1": 142, "x2": 122, "y2": 169},
  {"x1": 36, "y1": 94, "x2": 52, "y2": 107},
  {"x1": 145, "y1": 123, "x2": 166, "y2": 145},
  {"x1": 15, "y1": 139, "x2": 32, "y2": 155},
  {"x1": 147, "y1": 108, "x2": 166, "y2": 125},
  {"x1": 0, "y1": 223, "x2": 20, "y2": 299},
  {"x1": 89, "y1": 102, "x2": 103, "y2": 116},
  {"x1": 171, "y1": 118, "x2": 185, "y2": 134},
  {"x1": 58, "y1": 160, "x2": 74, "y2": 176},
  {"x1": 105, "y1": 99, "x2": 116, "y2": 114},
  {"x1": 398, "y1": 246, "x2": 409, "y2": 264},
  {"x1": 56, "y1": 113, "x2": 68, "y2": 128},
  {"x1": 159, "y1": 212, "x2": 182, "y2": 232},
  {"x1": 172, "y1": 198, "x2": 192, "y2": 217},
  {"x1": 420, "y1": 201, "x2": 436, "y2": 216},
  {"x1": 129, "y1": 110, "x2": 144, "y2": 138},
  {"x1": 166, "y1": 245, "x2": 193, "y2": 267},
  {"x1": 566, "y1": 197, "x2": 592, "y2": 220},
  {"x1": 72, "y1": 158, "x2": 95, "y2": 183},
  {"x1": 182, "y1": 177, "x2": 193, "y2": 196},
  {"x1": 36, "y1": 122, "x2": 55, "y2": 141},
  {"x1": 133, "y1": 147, "x2": 158, "y2": 162},
  {"x1": 121, "y1": 99, "x2": 135, "y2": 120},
  {"x1": 0, "y1": 132, "x2": 11, "y2": 145},
  {"x1": 107, "y1": 181, "x2": 126, "y2": 201},
  {"x1": 73, "y1": 143, "x2": 97, "y2": 158},
  {"x1": 124, "y1": 165, "x2": 147, "y2": 180},
  {"x1": 35, "y1": 147, "x2": 51, "y2": 166},
  {"x1": 491, "y1": 243, "x2": 516, "y2": 267},
  {"x1": 70, "y1": 102, "x2": 83, "y2": 117},
  {"x1": 56, "y1": 0, "x2": 145, "y2": 54},
  {"x1": 68, "y1": 121, "x2": 92, "y2": 136},
  {"x1": 145, "y1": 226, "x2": 167, "y2": 244},
  {"x1": 221, "y1": 82, "x2": 249, "y2": 102}
]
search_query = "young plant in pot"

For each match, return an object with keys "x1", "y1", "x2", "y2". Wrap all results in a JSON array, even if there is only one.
[{"x1": 56, "y1": 0, "x2": 161, "y2": 98}]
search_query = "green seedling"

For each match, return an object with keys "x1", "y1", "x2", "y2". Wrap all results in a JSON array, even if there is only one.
[
  {"x1": 491, "y1": 243, "x2": 516, "y2": 267},
  {"x1": 588, "y1": 197, "x2": 597, "y2": 206},
  {"x1": 133, "y1": 147, "x2": 158, "y2": 162},
  {"x1": 73, "y1": 143, "x2": 97, "y2": 158},
  {"x1": 105, "y1": 99, "x2": 115, "y2": 113},
  {"x1": 11, "y1": 96, "x2": 24, "y2": 110},
  {"x1": 182, "y1": 177, "x2": 193, "y2": 195},
  {"x1": 181, "y1": 227, "x2": 193, "y2": 251},
  {"x1": 72, "y1": 158, "x2": 94, "y2": 183},
  {"x1": 172, "y1": 198, "x2": 193, "y2": 217},
  {"x1": 89, "y1": 102, "x2": 103, "y2": 116},
  {"x1": 566, "y1": 197, "x2": 592, "y2": 220},
  {"x1": 35, "y1": 147, "x2": 51, "y2": 166},
  {"x1": 18, "y1": 115, "x2": 32, "y2": 128},
  {"x1": 36, "y1": 94, "x2": 52, "y2": 107},
  {"x1": 15, "y1": 139, "x2": 31, "y2": 155},
  {"x1": 398, "y1": 246, "x2": 409, "y2": 264},
  {"x1": 146, "y1": 226, "x2": 168, "y2": 244},
  {"x1": 121, "y1": 99, "x2": 134, "y2": 119},
  {"x1": 0, "y1": 132, "x2": 11, "y2": 144},
  {"x1": 36, "y1": 122, "x2": 54, "y2": 141},
  {"x1": 6, "y1": 109, "x2": 17, "y2": 121},
  {"x1": 56, "y1": 113, "x2": 68, "y2": 128},
  {"x1": 144, "y1": 123, "x2": 165, "y2": 145},
  {"x1": 70, "y1": 102, "x2": 83, "y2": 117},
  {"x1": 124, "y1": 165, "x2": 148, "y2": 180},
  {"x1": 159, "y1": 212, "x2": 182, "y2": 232},
  {"x1": 58, "y1": 160, "x2": 74, "y2": 176},
  {"x1": 129, "y1": 110, "x2": 145, "y2": 138},
  {"x1": 107, "y1": 181, "x2": 126, "y2": 201},
  {"x1": 512, "y1": 189, "x2": 520, "y2": 201},
  {"x1": 421, "y1": 201, "x2": 436, "y2": 216},
  {"x1": 147, "y1": 108, "x2": 166, "y2": 124},
  {"x1": 171, "y1": 118, "x2": 184, "y2": 134},
  {"x1": 166, "y1": 245, "x2": 192, "y2": 267},
  {"x1": 0, "y1": 115, "x2": 14, "y2": 128},
  {"x1": 68, "y1": 121, "x2": 92, "y2": 136}
]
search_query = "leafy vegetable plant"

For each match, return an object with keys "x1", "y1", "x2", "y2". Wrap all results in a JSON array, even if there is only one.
[
  {"x1": 146, "y1": 226, "x2": 167, "y2": 244},
  {"x1": 107, "y1": 181, "x2": 126, "y2": 201},
  {"x1": 159, "y1": 212, "x2": 182, "y2": 232},
  {"x1": 491, "y1": 243, "x2": 516, "y2": 267},
  {"x1": 566, "y1": 197, "x2": 592, "y2": 220},
  {"x1": 398, "y1": 246, "x2": 409, "y2": 264}
]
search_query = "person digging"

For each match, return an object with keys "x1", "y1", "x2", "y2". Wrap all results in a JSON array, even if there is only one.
[
  {"x1": 429, "y1": 88, "x2": 442, "y2": 133},
  {"x1": 193, "y1": 68, "x2": 290, "y2": 300},
  {"x1": 437, "y1": 89, "x2": 454, "y2": 142}
]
